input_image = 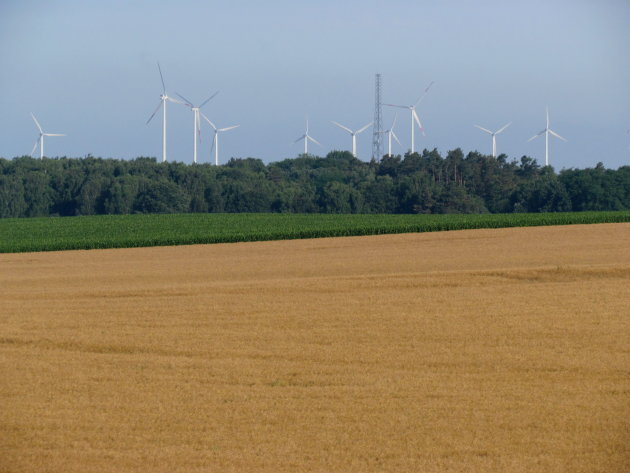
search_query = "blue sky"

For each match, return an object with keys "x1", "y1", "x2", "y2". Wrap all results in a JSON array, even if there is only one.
[{"x1": 1, "y1": 0, "x2": 629, "y2": 169}]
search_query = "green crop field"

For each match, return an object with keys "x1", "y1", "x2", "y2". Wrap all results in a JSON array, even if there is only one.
[{"x1": 1, "y1": 211, "x2": 629, "y2": 253}]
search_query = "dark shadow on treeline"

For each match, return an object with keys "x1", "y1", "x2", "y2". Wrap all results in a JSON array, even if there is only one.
[{"x1": 1, "y1": 149, "x2": 628, "y2": 218}]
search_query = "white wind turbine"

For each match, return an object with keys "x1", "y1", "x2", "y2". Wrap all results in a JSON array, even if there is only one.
[
  {"x1": 331, "y1": 121, "x2": 372, "y2": 158},
  {"x1": 30, "y1": 113, "x2": 65, "y2": 159},
  {"x1": 146, "y1": 62, "x2": 182, "y2": 163},
  {"x1": 379, "y1": 113, "x2": 402, "y2": 156},
  {"x1": 385, "y1": 81, "x2": 434, "y2": 153},
  {"x1": 294, "y1": 118, "x2": 321, "y2": 155},
  {"x1": 201, "y1": 114, "x2": 240, "y2": 165},
  {"x1": 176, "y1": 91, "x2": 219, "y2": 164},
  {"x1": 528, "y1": 107, "x2": 567, "y2": 166},
  {"x1": 474, "y1": 122, "x2": 511, "y2": 157}
]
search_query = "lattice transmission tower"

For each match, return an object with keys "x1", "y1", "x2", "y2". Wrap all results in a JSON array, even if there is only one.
[{"x1": 371, "y1": 73, "x2": 383, "y2": 161}]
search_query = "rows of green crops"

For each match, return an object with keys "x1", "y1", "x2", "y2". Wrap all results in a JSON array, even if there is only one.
[{"x1": 1, "y1": 211, "x2": 629, "y2": 253}]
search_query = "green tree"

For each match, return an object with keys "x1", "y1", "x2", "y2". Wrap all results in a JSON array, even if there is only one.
[
  {"x1": 560, "y1": 163, "x2": 630, "y2": 211},
  {"x1": 77, "y1": 176, "x2": 108, "y2": 215},
  {"x1": 0, "y1": 174, "x2": 27, "y2": 217},
  {"x1": 318, "y1": 181, "x2": 363, "y2": 213},
  {"x1": 510, "y1": 172, "x2": 571, "y2": 212},
  {"x1": 103, "y1": 176, "x2": 139, "y2": 214},
  {"x1": 22, "y1": 171, "x2": 53, "y2": 217},
  {"x1": 362, "y1": 175, "x2": 398, "y2": 213},
  {"x1": 396, "y1": 172, "x2": 438, "y2": 213},
  {"x1": 133, "y1": 180, "x2": 190, "y2": 214}
]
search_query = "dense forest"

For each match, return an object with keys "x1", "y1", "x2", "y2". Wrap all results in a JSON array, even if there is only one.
[{"x1": 0, "y1": 150, "x2": 628, "y2": 218}]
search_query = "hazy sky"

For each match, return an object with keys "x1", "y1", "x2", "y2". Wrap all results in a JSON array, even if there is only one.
[{"x1": 1, "y1": 0, "x2": 629, "y2": 169}]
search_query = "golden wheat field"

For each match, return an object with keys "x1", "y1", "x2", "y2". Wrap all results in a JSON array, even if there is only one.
[{"x1": 1, "y1": 223, "x2": 629, "y2": 473}]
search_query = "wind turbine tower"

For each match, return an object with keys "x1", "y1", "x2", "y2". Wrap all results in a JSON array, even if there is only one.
[
  {"x1": 385, "y1": 81, "x2": 434, "y2": 154},
  {"x1": 528, "y1": 107, "x2": 567, "y2": 166},
  {"x1": 372, "y1": 73, "x2": 383, "y2": 160},
  {"x1": 30, "y1": 113, "x2": 65, "y2": 159},
  {"x1": 294, "y1": 118, "x2": 321, "y2": 155},
  {"x1": 474, "y1": 122, "x2": 511, "y2": 157},
  {"x1": 176, "y1": 91, "x2": 219, "y2": 164},
  {"x1": 201, "y1": 114, "x2": 240, "y2": 166},
  {"x1": 331, "y1": 121, "x2": 372, "y2": 158},
  {"x1": 146, "y1": 63, "x2": 180, "y2": 163},
  {"x1": 379, "y1": 113, "x2": 401, "y2": 156}
]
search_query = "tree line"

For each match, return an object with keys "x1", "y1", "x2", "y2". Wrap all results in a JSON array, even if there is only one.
[{"x1": 0, "y1": 150, "x2": 628, "y2": 218}]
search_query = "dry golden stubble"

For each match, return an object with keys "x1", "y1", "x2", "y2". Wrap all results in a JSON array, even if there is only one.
[{"x1": 1, "y1": 223, "x2": 629, "y2": 473}]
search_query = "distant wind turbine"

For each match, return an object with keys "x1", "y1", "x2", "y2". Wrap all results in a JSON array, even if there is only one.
[
  {"x1": 474, "y1": 122, "x2": 511, "y2": 157},
  {"x1": 30, "y1": 113, "x2": 65, "y2": 159},
  {"x1": 294, "y1": 118, "x2": 321, "y2": 155},
  {"x1": 385, "y1": 80, "x2": 434, "y2": 153},
  {"x1": 176, "y1": 91, "x2": 219, "y2": 164},
  {"x1": 378, "y1": 113, "x2": 402, "y2": 156},
  {"x1": 146, "y1": 62, "x2": 182, "y2": 163},
  {"x1": 201, "y1": 114, "x2": 240, "y2": 165},
  {"x1": 528, "y1": 107, "x2": 567, "y2": 166},
  {"x1": 331, "y1": 121, "x2": 372, "y2": 158}
]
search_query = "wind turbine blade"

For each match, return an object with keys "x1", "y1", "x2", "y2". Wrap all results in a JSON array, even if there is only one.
[
  {"x1": 200, "y1": 112, "x2": 217, "y2": 130},
  {"x1": 44, "y1": 134, "x2": 65, "y2": 137},
  {"x1": 308, "y1": 135, "x2": 322, "y2": 146},
  {"x1": 157, "y1": 62, "x2": 166, "y2": 94},
  {"x1": 546, "y1": 106, "x2": 549, "y2": 128},
  {"x1": 175, "y1": 92, "x2": 193, "y2": 107},
  {"x1": 474, "y1": 125, "x2": 493, "y2": 135},
  {"x1": 146, "y1": 101, "x2": 163, "y2": 124},
  {"x1": 294, "y1": 135, "x2": 306, "y2": 143},
  {"x1": 414, "y1": 80, "x2": 435, "y2": 107},
  {"x1": 391, "y1": 112, "x2": 398, "y2": 129},
  {"x1": 392, "y1": 131, "x2": 402, "y2": 146},
  {"x1": 219, "y1": 125, "x2": 240, "y2": 132},
  {"x1": 528, "y1": 130, "x2": 545, "y2": 142},
  {"x1": 31, "y1": 113, "x2": 43, "y2": 133},
  {"x1": 413, "y1": 110, "x2": 425, "y2": 135},
  {"x1": 384, "y1": 103, "x2": 408, "y2": 109},
  {"x1": 548, "y1": 129, "x2": 567, "y2": 142},
  {"x1": 331, "y1": 121, "x2": 353, "y2": 134},
  {"x1": 199, "y1": 91, "x2": 219, "y2": 109},
  {"x1": 167, "y1": 97, "x2": 185, "y2": 105},
  {"x1": 30, "y1": 139, "x2": 39, "y2": 156},
  {"x1": 211, "y1": 132, "x2": 216, "y2": 154},
  {"x1": 495, "y1": 122, "x2": 512, "y2": 135},
  {"x1": 356, "y1": 122, "x2": 373, "y2": 134}
]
